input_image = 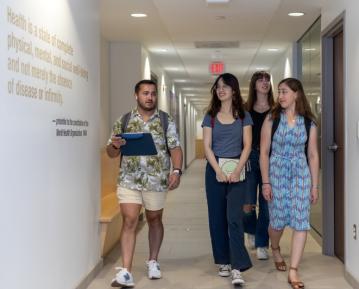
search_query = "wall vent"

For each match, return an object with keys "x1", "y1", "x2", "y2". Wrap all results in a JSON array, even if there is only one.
[{"x1": 194, "y1": 41, "x2": 239, "y2": 49}]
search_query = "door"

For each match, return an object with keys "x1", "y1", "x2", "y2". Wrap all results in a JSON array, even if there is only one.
[{"x1": 333, "y1": 30, "x2": 345, "y2": 262}]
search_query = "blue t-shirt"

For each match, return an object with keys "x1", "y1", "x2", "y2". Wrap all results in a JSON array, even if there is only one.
[{"x1": 202, "y1": 111, "x2": 253, "y2": 158}]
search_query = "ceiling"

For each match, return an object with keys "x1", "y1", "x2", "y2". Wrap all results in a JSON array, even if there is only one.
[{"x1": 100, "y1": 0, "x2": 324, "y2": 111}]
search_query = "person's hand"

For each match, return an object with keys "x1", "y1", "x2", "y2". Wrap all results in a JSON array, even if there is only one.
[
  {"x1": 228, "y1": 170, "x2": 241, "y2": 183},
  {"x1": 262, "y1": 184, "x2": 272, "y2": 201},
  {"x1": 311, "y1": 187, "x2": 319, "y2": 204},
  {"x1": 168, "y1": 173, "x2": 181, "y2": 190},
  {"x1": 111, "y1": 135, "x2": 126, "y2": 149},
  {"x1": 216, "y1": 170, "x2": 228, "y2": 182}
]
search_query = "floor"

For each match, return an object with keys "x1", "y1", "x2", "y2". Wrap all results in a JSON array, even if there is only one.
[{"x1": 87, "y1": 160, "x2": 352, "y2": 289}]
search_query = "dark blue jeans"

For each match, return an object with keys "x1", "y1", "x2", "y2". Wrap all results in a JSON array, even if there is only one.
[
  {"x1": 205, "y1": 161, "x2": 252, "y2": 272},
  {"x1": 243, "y1": 150, "x2": 269, "y2": 248}
]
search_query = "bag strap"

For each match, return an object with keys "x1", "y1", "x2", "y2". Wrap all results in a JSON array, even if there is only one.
[
  {"x1": 269, "y1": 116, "x2": 280, "y2": 157},
  {"x1": 120, "y1": 112, "x2": 132, "y2": 133},
  {"x1": 159, "y1": 110, "x2": 170, "y2": 155},
  {"x1": 270, "y1": 116, "x2": 280, "y2": 143},
  {"x1": 304, "y1": 117, "x2": 312, "y2": 159},
  {"x1": 210, "y1": 116, "x2": 215, "y2": 128}
]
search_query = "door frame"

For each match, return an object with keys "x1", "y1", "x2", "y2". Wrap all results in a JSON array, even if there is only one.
[{"x1": 321, "y1": 13, "x2": 345, "y2": 256}]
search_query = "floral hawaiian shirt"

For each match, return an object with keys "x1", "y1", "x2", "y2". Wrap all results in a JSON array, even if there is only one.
[{"x1": 109, "y1": 108, "x2": 181, "y2": 192}]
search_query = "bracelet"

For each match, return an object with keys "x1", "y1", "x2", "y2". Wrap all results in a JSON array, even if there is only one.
[
  {"x1": 262, "y1": 182, "x2": 271, "y2": 186},
  {"x1": 312, "y1": 185, "x2": 319, "y2": 189}
]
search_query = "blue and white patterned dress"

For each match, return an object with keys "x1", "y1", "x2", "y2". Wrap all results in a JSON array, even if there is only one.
[{"x1": 269, "y1": 113, "x2": 312, "y2": 231}]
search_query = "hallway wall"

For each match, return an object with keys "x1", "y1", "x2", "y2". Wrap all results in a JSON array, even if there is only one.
[
  {"x1": 185, "y1": 101, "x2": 197, "y2": 166},
  {"x1": 0, "y1": 1, "x2": 101, "y2": 289},
  {"x1": 322, "y1": 1, "x2": 359, "y2": 285},
  {"x1": 100, "y1": 37, "x2": 110, "y2": 146},
  {"x1": 105, "y1": 42, "x2": 176, "y2": 137},
  {"x1": 109, "y1": 42, "x2": 141, "y2": 126},
  {"x1": 102, "y1": 41, "x2": 195, "y2": 166},
  {"x1": 270, "y1": 46, "x2": 293, "y2": 93}
]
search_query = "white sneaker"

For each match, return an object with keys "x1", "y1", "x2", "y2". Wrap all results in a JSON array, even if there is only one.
[
  {"x1": 231, "y1": 269, "x2": 245, "y2": 285},
  {"x1": 257, "y1": 247, "x2": 269, "y2": 260},
  {"x1": 146, "y1": 259, "x2": 162, "y2": 279},
  {"x1": 111, "y1": 267, "x2": 135, "y2": 287},
  {"x1": 218, "y1": 264, "x2": 231, "y2": 277},
  {"x1": 246, "y1": 233, "x2": 255, "y2": 250}
]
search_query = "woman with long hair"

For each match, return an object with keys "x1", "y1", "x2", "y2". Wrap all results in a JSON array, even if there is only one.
[
  {"x1": 243, "y1": 71, "x2": 274, "y2": 260},
  {"x1": 202, "y1": 73, "x2": 253, "y2": 285},
  {"x1": 260, "y1": 78, "x2": 319, "y2": 289}
]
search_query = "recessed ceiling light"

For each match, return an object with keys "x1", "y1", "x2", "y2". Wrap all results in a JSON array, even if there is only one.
[
  {"x1": 207, "y1": 0, "x2": 230, "y2": 3},
  {"x1": 167, "y1": 67, "x2": 179, "y2": 71},
  {"x1": 256, "y1": 67, "x2": 266, "y2": 70},
  {"x1": 159, "y1": 49, "x2": 168, "y2": 52},
  {"x1": 131, "y1": 13, "x2": 147, "y2": 18},
  {"x1": 288, "y1": 12, "x2": 304, "y2": 17},
  {"x1": 304, "y1": 48, "x2": 316, "y2": 51},
  {"x1": 267, "y1": 48, "x2": 279, "y2": 52}
]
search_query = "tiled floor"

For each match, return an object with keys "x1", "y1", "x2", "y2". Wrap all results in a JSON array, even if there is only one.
[{"x1": 87, "y1": 160, "x2": 352, "y2": 289}]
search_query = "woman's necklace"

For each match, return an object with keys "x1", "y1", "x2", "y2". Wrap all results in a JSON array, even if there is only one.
[{"x1": 286, "y1": 112, "x2": 296, "y2": 124}]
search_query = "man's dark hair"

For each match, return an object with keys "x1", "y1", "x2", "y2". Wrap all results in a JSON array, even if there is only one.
[{"x1": 134, "y1": 80, "x2": 157, "y2": 94}]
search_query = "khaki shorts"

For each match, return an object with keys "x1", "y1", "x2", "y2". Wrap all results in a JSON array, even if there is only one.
[{"x1": 117, "y1": 186, "x2": 167, "y2": 211}]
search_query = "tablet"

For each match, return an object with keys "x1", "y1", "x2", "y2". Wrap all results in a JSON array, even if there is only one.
[
  {"x1": 120, "y1": 133, "x2": 157, "y2": 156},
  {"x1": 117, "y1": 133, "x2": 143, "y2": 140}
]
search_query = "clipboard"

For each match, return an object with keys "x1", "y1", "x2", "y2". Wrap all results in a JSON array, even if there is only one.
[{"x1": 119, "y1": 133, "x2": 157, "y2": 156}]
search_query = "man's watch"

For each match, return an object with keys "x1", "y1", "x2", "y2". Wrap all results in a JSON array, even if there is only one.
[{"x1": 172, "y1": 168, "x2": 182, "y2": 176}]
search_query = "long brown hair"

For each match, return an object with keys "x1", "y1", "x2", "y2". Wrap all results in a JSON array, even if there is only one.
[
  {"x1": 272, "y1": 78, "x2": 316, "y2": 123},
  {"x1": 206, "y1": 73, "x2": 245, "y2": 119},
  {"x1": 245, "y1": 71, "x2": 274, "y2": 111}
]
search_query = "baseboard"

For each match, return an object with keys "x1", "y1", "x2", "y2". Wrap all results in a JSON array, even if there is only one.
[
  {"x1": 75, "y1": 259, "x2": 104, "y2": 289},
  {"x1": 345, "y1": 270, "x2": 359, "y2": 289},
  {"x1": 185, "y1": 157, "x2": 196, "y2": 169},
  {"x1": 309, "y1": 226, "x2": 322, "y2": 247}
]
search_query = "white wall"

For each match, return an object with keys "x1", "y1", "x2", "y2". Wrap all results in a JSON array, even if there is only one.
[
  {"x1": 109, "y1": 42, "x2": 141, "y2": 125},
  {"x1": 0, "y1": 1, "x2": 101, "y2": 288},
  {"x1": 270, "y1": 46, "x2": 293, "y2": 94},
  {"x1": 143, "y1": 49, "x2": 172, "y2": 113},
  {"x1": 178, "y1": 92, "x2": 185, "y2": 150},
  {"x1": 322, "y1": 1, "x2": 359, "y2": 284},
  {"x1": 196, "y1": 119, "x2": 203, "y2": 140},
  {"x1": 185, "y1": 101, "x2": 197, "y2": 166},
  {"x1": 100, "y1": 37, "x2": 110, "y2": 146}
]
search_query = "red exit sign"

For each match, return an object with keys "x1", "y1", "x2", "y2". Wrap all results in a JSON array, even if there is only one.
[{"x1": 210, "y1": 62, "x2": 224, "y2": 75}]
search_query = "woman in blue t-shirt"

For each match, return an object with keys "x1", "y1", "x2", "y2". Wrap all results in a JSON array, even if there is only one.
[{"x1": 202, "y1": 73, "x2": 253, "y2": 286}]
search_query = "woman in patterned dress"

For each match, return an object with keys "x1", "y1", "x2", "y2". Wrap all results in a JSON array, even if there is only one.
[{"x1": 259, "y1": 78, "x2": 319, "y2": 289}]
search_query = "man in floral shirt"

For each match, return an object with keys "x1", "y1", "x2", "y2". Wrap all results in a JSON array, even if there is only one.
[{"x1": 107, "y1": 80, "x2": 183, "y2": 288}]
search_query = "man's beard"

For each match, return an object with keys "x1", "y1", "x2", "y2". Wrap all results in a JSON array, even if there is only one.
[{"x1": 138, "y1": 100, "x2": 157, "y2": 111}]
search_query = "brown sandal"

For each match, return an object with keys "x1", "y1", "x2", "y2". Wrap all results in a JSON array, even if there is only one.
[
  {"x1": 271, "y1": 245, "x2": 287, "y2": 271},
  {"x1": 288, "y1": 267, "x2": 305, "y2": 289}
]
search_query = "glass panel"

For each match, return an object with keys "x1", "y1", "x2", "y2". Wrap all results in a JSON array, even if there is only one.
[{"x1": 299, "y1": 18, "x2": 322, "y2": 236}]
